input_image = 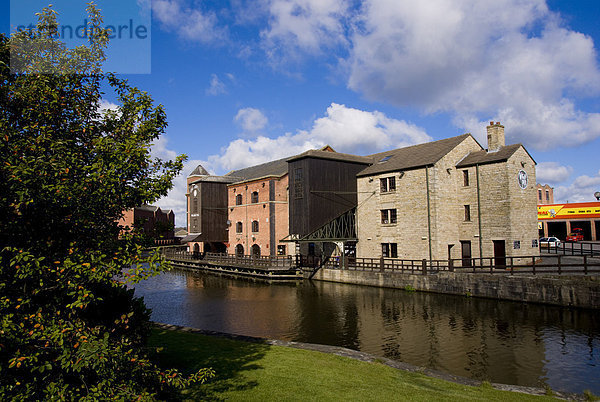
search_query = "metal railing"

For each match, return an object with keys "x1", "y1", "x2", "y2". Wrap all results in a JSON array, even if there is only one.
[{"x1": 543, "y1": 242, "x2": 600, "y2": 256}]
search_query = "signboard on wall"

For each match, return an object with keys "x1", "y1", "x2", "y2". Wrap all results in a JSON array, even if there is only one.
[{"x1": 537, "y1": 202, "x2": 600, "y2": 220}]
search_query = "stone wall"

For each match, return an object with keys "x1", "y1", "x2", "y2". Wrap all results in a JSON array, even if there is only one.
[{"x1": 312, "y1": 269, "x2": 600, "y2": 309}]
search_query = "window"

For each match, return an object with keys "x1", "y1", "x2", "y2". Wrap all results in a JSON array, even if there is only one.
[
  {"x1": 380, "y1": 177, "x2": 396, "y2": 193},
  {"x1": 464, "y1": 205, "x2": 471, "y2": 221},
  {"x1": 236, "y1": 194, "x2": 242, "y2": 205},
  {"x1": 236, "y1": 222, "x2": 243, "y2": 233},
  {"x1": 192, "y1": 198, "x2": 198, "y2": 213},
  {"x1": 381, "y1": 243, "x2": 398, "y2": 258},
  {"x1": 380, "y1": 209, "x2": 397, "y2": 224},
  {"x1": 251, "y1": 191, "x2": 259, "y2": 203},
  {"x1": 463, "y1": 170, "x2": 469, "y2": 187},
  {"x1": 277, "y1": 245, "x2": 286, "y2": 255},
  {"x1": 538, "y1": 189, "x2": 542, "y2": 201},
  {"x1": 294, "y1": 168, "x2": 303, "y2": 199},
  {"x1": 252, "y1": 220, "x2": 259, "y2": 232},
  {"x1": 545, "y1": 190, "x2": 549, "y2": 201}
]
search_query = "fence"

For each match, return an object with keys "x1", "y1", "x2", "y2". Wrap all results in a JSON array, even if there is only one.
[
  {"x1": 543, "y1": 242, "x2": 600, "y2": 257},
  {"x1": 162, "y1": 248, "x2": 295, "y2": 271},
  {"x1": 324, "y1": 255, "x2": 600, "y2": 276},
  {"x1": 162, "y1": 248, "x2": 600, "y2": 276}
]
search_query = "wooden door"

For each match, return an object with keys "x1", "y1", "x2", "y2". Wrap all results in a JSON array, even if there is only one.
[
  {"x1": 461, "y1": 241, "x2": 471, "y2": 267},
  {"x1": 493, "y1": 240, "x2": 506, "y2": 269}
]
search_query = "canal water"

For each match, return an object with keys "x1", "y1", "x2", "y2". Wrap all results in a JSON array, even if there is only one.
[{"x1": 133, "y1": 269, "x2": 600, "y2": 394}]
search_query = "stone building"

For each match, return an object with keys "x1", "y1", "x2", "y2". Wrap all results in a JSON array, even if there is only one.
[
  {"x1": 227, "y1": 157, "x2": 291, "y2": 257},
  {"x1": 356, "y1": 122, "x2": 538, "y2": 264}
]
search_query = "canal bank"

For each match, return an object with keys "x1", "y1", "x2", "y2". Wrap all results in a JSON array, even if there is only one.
[
  {"x1": 310, "y1": 269, "x2": 600, "y2": 309},
  {"x1": 153, "y1": 323, "x2": 575, "y2": 400}
]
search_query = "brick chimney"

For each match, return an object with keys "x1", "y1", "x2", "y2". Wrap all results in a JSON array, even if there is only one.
[{"x1": 486, "y1": 121, "x2": 505, "y2": 152}]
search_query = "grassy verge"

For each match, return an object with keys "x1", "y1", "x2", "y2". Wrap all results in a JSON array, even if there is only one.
[{"x1": 149, "y1": 327, "x2": 557, "y2": 401}]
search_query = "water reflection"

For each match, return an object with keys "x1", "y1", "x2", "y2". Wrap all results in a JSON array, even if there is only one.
[{"x1": 134, "y1": 270, "x2": 600, "y2": 394}]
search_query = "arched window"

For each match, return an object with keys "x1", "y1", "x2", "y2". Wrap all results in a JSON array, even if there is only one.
[
  {"x1": 235, "y1": 244, "x2": 244, "y2": 256},
  {"x1": 236, "y1": 222, "x2": 243, "y2": 233},
  {"x1": 251, "y1": 244, "x2": 260, "y2": 257},
  {"x1": 252, "y1": 220, "x2": 259, "y2": 232},
  {"x1": 235, "y1": 194, "x2": 242, "y2": 205},
  {"x1": 251, "y1": 191, "x2": 259, "y2": 203}
]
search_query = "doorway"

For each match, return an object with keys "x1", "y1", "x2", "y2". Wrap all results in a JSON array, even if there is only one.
[
  {"x1": 235, "y1": 244, "x2": 244, "y2": 257},
  {"x1": 493, "y1": 240, "x2": 506, "y2": 269},
  {"x1": 460, "y1": 241, "x2": 471, "y2": 267}
]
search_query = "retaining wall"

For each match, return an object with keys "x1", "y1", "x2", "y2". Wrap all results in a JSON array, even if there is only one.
[{"x1": 311, "y1": 269, "x2": 600, "y2": 309}]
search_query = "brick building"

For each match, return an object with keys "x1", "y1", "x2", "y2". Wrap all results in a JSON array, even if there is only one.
[
  {"x1": 227, "y1": 157, "x2": 291, "y2": 257},
  {"x1": 537, "y1": 184, "x2": 554, "y2": 205},
  {"x1": 119, "y1": 205, "x2": 174, "y2": 239},
  {"x1": 355, "y1": 122, "x2": 538, "y2": 263}
]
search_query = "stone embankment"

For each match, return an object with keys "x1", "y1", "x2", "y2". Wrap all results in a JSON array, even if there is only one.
[{"x1": 311, "y1": 269, "x2": 600, "y2": 309}]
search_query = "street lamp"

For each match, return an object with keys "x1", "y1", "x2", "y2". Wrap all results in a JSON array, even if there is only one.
[{"x1": 595, "y1": 191, "x2": 600, "y2": 201}]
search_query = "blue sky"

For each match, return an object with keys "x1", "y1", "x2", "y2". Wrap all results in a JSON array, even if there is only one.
[{"x1": 4, "y1": 0, "x2": 600, "y2": 224}]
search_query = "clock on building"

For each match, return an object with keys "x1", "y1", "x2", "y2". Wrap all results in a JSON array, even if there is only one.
[
  {"x1": 192, "y1": 188, "x2": 198, "y2": 197},
  {"x1": 518, "y1": 170, "x2": 528, "y2": 189}
]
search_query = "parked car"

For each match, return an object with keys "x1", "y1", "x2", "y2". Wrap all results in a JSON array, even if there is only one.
[
  {"x1": 539, "y1": 237, "x2": 561, "y2": 248},
  {"x1": 566, "y1": 228, "x2": 584, "y2": 242}
]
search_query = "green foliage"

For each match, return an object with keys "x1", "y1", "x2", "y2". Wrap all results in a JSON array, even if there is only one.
[
  {"x1": 584, "y1": 389, "x2": 599, "y2": 401},
  {"x1": 403, "y1": 285, "x2": 416, "y2": 292},
  {"x1": 0, "y1": 3, "x2": 213, "y2": 399}
]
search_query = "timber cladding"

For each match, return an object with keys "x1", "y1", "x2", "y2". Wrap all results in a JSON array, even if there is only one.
[{"x1": 288, "y1": 157, "x2": 370, "y2": 237}]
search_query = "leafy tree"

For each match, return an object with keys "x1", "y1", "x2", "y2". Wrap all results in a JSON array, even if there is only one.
[{"x1": 0, "y1": 4, "x2": 213, "y2": 399}]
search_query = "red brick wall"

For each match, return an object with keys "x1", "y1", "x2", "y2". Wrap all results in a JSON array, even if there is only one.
[{"x1": 227, "y1": 175, "x2": 289, "y2": 256}]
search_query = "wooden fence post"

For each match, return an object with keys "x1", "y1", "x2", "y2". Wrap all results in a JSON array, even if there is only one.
[
  {"x1": 448, "y1": 259, "x2": 454, "y2": 272},
  {"x1": 584, "y1": 255, "x2": 588, "y2": 275},
  {"x1": 422, "y1": 259, "x2": 427, "y2": 275},
  {"x1": 557, "y1": 255, "x2": 561, "y2": 275},
  {"x1": 380, "y1": 257, "x2": 385, "y2": 272}
]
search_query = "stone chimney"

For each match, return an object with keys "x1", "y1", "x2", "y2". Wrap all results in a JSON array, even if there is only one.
[{"x1": 486, "y1": 121, "x2": 505, "y2": 152}]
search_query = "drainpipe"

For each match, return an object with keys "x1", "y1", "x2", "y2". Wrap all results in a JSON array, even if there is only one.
[
  {"x1": 476, "y1": 164, "x2": 483, "y2": 262},
  {"x1": 426, "y1": 166, "x2": 433, "y2": 262}
]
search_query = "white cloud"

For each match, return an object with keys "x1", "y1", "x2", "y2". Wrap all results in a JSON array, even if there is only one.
[
  {"x1": 150, "y1": 135, "x2": 177, "y2": 161},
  {"x1": 260, "y1": 0, "x2": 350, "y2": 62},
  {"x1": 536, "y1": 162, "x2": 573, "y2": 184},
  {"x1": 206, "y1": 74, "x2": 227, "y2": 96},
  {"x1": 155, "y1": 158, "x2": 210, "y2": 225},
  {"x1": 155, "y1": 103, "x2": 431, "y2": 218},
  {"x1": 98, "y1": 99, "x2": 120, "y2": 116},
  {"x1": 553, "y1": 170, "x2": 600, "y2": 203},
  {"x1": 344, "y1": 0, "x2": 600, "y2": 151},
  {"x1": 210, "y1": 103, "x2": 430, "y2": 171},
  {"x1": 153, "y1": 0, "x2": 226, "y2": 43},
  {"x1": 234, "y1": 107, "x2": 269, "y2": 132}
]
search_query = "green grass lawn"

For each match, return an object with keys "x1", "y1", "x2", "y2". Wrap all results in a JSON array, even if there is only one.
[{"x1": 149, "y1": 327, "x2": 557, "y2": 401}]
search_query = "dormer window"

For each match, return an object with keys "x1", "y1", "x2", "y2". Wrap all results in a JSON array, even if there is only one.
[{"x1": 379, "y1": 155, "x2": 392, "y2": 163}]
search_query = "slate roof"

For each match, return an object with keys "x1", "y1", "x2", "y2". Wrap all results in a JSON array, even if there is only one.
[
  {"x1": 136, "y1": 204, "x2": 160, "y2": 212},
  {"x1": 225, "y1": 156, "x2": 291, "y2": 182},
  {"x1": 189, "y1": 175, "x2": 239, "y2": 185},
  {"x1": 188, "y1": 164, "x2": 209, "y2": 177},
  {"x1": 357, "y1": 134, "x2": 474, "y2": 177},
  {"x1": 287, "y1": 149, "x2": 372, "y2": 164},
  {"x1": 456, "y1": 144, "x2": 527, "y2": 167}
]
